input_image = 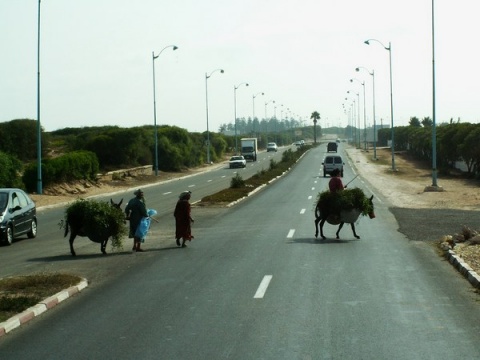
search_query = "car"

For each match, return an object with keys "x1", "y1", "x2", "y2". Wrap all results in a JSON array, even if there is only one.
[
  {"x1": 294, "y1": 141, "x2": 302, "y2": 147},
  {"x1": 266, "y1": 142, "x2": 278, "y2": 152},
  {"x1": 229, "y1": 155, "x2": 247, "y2": 169},
  {"x1": 0, "y1": 188, "x2": 37, "y2": 245},
  {"x1": 322, "y1": 155, "x2": 344, "y2": 177},
  {"x1": 327, "y1": 142, "x2": 338, "y2": 152}
]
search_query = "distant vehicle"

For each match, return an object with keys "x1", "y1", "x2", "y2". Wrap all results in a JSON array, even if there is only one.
[
  {"x1": 294, "y1": 141, "x2": 302, "y2": 147},
  {"x1": 327, "y1": 142, "x2": 338, "y2": 153},
  {"x1": 229, "y1": 155, "x2": 247, "y2": 169},
  {"x1": 240, "y1": 138, "x2": 258, "y2": 161},
  {"x1": 336, "y1": 138, "x2": 341, "y2": 143},
  {"x1": 322, "y1": 155, "x2": 344, "y2": 177},
  {"x1": 266, "y1": 142, "x2": 278, "y2": 152},
  {"x1": 0, "y1": 188, "x2": 37, "y2": 245}
]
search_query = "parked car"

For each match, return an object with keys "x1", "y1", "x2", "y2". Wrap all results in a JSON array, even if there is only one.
[
  {"x1": 0, "y1": 188, "x2": 37, "y2": 245},
  {"x1": 327, "y1": 142, "x2": 338, "y2": 152},
  {"x1": 322, "y1": 155, "x2": 344, "y2": 177},
  {"x1": 229, "y1": 155, "x2": 247, "y2": 169},
  {"x1": 267, "y1": 142, "x2": 278, "y2": 152}
]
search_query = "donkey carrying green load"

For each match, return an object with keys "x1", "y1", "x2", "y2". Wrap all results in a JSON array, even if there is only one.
[{"x1": 314, "y1": 187, "x2": 375, "y2": 240}]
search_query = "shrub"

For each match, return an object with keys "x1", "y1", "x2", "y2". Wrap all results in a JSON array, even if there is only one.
[{"x1": 230, "y1": 173, "x2": 245, "y2": 188}]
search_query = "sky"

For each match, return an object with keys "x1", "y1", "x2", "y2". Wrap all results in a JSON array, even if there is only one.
[{"x1": 1, "y1": 0, "x2": 479, "y2": 134}]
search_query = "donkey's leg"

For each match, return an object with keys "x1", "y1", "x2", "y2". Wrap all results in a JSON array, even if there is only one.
[
  {"x1": 314, "y1": 217, "x2": 321, "y2": 238},
  {"x1": 350, "y1": 223, "x2": 360, "y2": 239},
  {"x1": 335, "y1": 222, "x2": 345, "y2": 239},
  {"x1": 319, "y1": 219, "x2": 327, "y2": 239},
  {"x1": 101, "y1": 239, "x2": 108, "y2": 255},
  {"x1": 69, "y1": 233, "x2": 76, "y2": 257}
]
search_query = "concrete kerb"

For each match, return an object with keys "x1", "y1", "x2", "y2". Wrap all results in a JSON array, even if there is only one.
[{"x1": 0, "y1": 278, "x2": 88, "y2": 337}]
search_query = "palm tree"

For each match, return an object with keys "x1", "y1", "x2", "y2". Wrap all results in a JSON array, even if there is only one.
[{"x1": 310, "y1": 111, "x2": 320, "y2": 143}]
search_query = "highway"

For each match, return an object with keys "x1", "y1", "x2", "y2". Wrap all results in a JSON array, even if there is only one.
[{"x1": 1, "y1": 143, "x2": 480, "y2": 359}]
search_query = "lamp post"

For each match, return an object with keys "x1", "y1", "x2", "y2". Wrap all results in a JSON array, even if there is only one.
[
  {"x1": 36, "y1": 0, "x2": 42, "y2": 194},
  {"x1": 264, "y1": 100, "x2": 275, "y2": 142},
  {"x1": 350, "y1": 78, "x2": 366, "y2": 150},
  {"x1": 356, "y1": 66, "x2": 377, "y2": 159},
  {"x1": 345, "y1": 95, "x2": 356, "y2": 145},
  {"x1": 152, "y1": 44, "x2": 178, "y2": 176},
  {"x1": 252, "y1": 92, "x2": 264, "y2": 137},
  {"x1": 205, "y1": 68, "x2": 224, "y2": 164},
  {"x1": 234, "y1": 82, "x2": 249, "y2": 154},
  {"x1": 365, "y1": 38, "x2": 395, "y2": 171},
  {"x1": 431, "y1": 0, "x2": 438, "y2": 188},
  {"x1": 347, "y1": 90, "x2": 360, "y2": 148}
]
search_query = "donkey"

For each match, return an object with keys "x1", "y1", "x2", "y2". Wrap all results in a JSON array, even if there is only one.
[
  {"x1": 314, "y1": 195, "x2": 375, "y2": 240},
  {"x1": 64, "y1": 199, "x2": 123, "y2": 256}
]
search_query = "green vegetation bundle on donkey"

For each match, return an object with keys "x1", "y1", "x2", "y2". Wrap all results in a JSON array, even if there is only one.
[
  {"x1": 59, "y1": 198, "x2": 127, "y2": 256},
  {"x1": 314, "y1": 187, "x2": 375, "y2": 240}
]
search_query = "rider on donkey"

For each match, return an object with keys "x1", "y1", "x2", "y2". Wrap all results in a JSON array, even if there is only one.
[{"x1": 329, "y1": 168, "x2": 346, "y2": 193}]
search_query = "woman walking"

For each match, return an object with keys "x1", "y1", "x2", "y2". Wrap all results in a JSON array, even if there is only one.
[{"x1": 174, "y1": 191, "x2": 194, "y2": 247}]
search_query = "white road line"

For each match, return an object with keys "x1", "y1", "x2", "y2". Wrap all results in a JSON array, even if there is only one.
[
  {"x1": 311, "y1": 187, "x2": 315, "y2": 191},
  {"x1": 287, "y1": 229, "x2": 295, "y2": 238},
  {"x1": 188, "y1": 185, "x2": 195, "y2": 188},
  {"x1": 221, "y1": 176, "x2": 226, "y2": 178},
  {"x1": 300, "y1": 209, "x2": 306, "y2": 214},
  {"x1": 308, "y1": 195, "x2": 312, "y2": 200},
  {"x1": 254, "y1": 275, "x2": 273, "y2": 299},
  {"x1": 163, "y1": 192, "x2": 172, "y2": 195},
  {"x1": 207, "y1": 179, "x2": 212, "y2": 182}
]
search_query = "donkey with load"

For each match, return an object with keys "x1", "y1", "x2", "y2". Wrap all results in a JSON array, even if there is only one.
[{"x1": 314, "y1": 187, "x2": 375, "y2": 240}]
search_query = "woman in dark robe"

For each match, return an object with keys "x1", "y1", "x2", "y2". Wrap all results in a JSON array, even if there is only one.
[{"x1": 174, "y1": 191, "x2": 194, "y2": 247}]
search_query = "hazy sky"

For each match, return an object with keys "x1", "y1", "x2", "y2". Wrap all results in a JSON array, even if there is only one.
[{"x1": 1, "y1": 0, "x2": 478, "y2": 133}]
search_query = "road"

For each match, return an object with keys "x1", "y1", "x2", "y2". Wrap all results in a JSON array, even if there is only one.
[{"x1": 1, "y1": 143, "x2": 480, "y2": 359}]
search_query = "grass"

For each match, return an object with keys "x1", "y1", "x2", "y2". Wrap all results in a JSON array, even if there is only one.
[{"x1": 0, "y1": 273, "x2": 82, "y2": 322}]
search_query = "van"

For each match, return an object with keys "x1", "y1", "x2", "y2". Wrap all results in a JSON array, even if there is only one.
[
  {"x1": 327, "y1": 142, "x2": 338, "y2": 152},
  {"x1": 322, "y1": 155, "x2": 344, "y2": 177}
]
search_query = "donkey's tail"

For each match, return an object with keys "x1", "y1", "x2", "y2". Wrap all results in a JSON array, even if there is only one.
[{"x1": 63, "y1": 220, "x2": 70, "y2": 238}]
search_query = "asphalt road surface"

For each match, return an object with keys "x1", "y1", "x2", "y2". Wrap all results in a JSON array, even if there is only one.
[{"x1": 1, "y1": 143, "x2": 480, "y2": 359}]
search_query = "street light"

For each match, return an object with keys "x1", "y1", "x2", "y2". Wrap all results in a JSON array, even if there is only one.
[
  {"x1": 264, "y1": 100, "x2": 275, "y2": 142},
  {"x1": 356, "y1": 66, "x2": 377, "y2": 159},
  {"x1": 350, "y1": 78, "x2": 366, "y2": 150},
  {"x1": 347, "y1": 90, "x2": 360, "y2": 148},
  {"x1": 364, "y1": 38, "x2": 395, "y2": 171},
  {"x1": 234, "y1": 82, "x2": 249, "y2": 154},
  {"x1": 252, "y1": 92, "x2": 264, "y2": 136},
  {"x1": 431, "y1": 0, "x2": 439, "y2": 188},
  {"x1": 152, "y1": 44, "x2": 178, "y2": 176},
  {"x1": 205, "y1": 68, "x2": 224, "y2": 164},
  {"x1": 36, "y1": 0, "x2": 42, "y2": 194}
]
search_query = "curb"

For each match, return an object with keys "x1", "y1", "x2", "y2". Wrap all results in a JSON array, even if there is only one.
[
  {"x1": 0, "y1": 278, "x2": 88, "y2": 337},
  {"x1": 445, "y1": 250, "x2": 480, "y2": 289}
]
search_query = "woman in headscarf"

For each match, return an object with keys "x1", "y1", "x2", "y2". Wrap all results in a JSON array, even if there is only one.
[
  {"x1": 125, "y1": 189, "x2": 148, "y2": 252},
  {"x1": 174, "y1": 191, "x2": 194, "y2": 247}
]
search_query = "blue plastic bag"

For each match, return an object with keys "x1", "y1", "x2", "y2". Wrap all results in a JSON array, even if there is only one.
[{"x1": 135, "y1": 209, "x2": 157, "y2": 242}]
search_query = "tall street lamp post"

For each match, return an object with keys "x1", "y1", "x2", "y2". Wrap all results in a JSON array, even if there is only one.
[
  {"x1": 350, "y1": 78, "x2": 366, "y2": 150},
  {"x1": 252, "y1": 92, "x2": 264, "y2": 137},
  {"x1": 205, "y1": 68, "x2": 224, "y2": 164},
  {"x1": 365, "y1": 38, "x2": 395, "y2": 170},
  {"x1": 152, "y1": 45, "x2": 178, "y2": 176},
  {"x1": 37, "y1": 0, "x2": 42, "y2": 194},
  {"x1": 431, "y1": 0, "x2": 439, "y2": 188},
  {"x1": 347, "y1": 90, "x2": 360, "y2": 148},
  {"x1": 264, "y1": 100, "x2": 275, "y2": 142},
  {"x1": 356, "y1": 66, "x2": 377, "y2": 159},
  {"x1": 234, "y1": 82, "x2": 249, "y2": 154}
]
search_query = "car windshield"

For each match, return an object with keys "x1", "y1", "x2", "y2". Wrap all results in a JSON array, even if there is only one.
[
  {"x1": 0, "y1": 193, "x2": 7, "y2": 212},
  {"x1": 231, "y1": 156, "x2": 243, "y2": 161}
]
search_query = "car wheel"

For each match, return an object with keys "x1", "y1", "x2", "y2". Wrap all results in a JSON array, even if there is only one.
[
  {"x1": 5, "y1": 225, "x2": 13, "y2": 245},
  {"x1": 27, "y1": 219, "x2": 37, "y2": 238}
]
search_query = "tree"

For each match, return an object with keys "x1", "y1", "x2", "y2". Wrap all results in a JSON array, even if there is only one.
[
  {"x1": 310, "y1": 111, "x2": 320, "y2": 143},
  {"x1": 421, "y1": 117, "x2": 433, "y2": 127},
  {"x1": 409, "y1": 117, "x2": 421, "y2": 127}
]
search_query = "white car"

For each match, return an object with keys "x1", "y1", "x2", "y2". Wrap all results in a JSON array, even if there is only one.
[
  {"x1": 266, "y1": 142, "x2": 278, "y2": 152},
  {"x1": 229, "y1": 155, "x2": 247, "y2": 169}
]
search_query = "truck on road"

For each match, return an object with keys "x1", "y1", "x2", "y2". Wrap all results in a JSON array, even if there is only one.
[{"x1": 240, "y1": 138, "x2": 258, "y2": 161}]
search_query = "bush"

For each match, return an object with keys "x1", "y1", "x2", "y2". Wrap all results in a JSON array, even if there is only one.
[
  {"x1": 230, "y1": 173, "x2": 245, "y2": 188},
  {"x1": 0, "y1": 151, "x2": 24, "y2": 188}
]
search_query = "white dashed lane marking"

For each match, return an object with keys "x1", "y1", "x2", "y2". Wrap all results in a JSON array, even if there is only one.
[
  {"x1": 254, "y1": 275, "x2": 273, "y2": 299},
  {"x1": 287, "y1": 229, "x2": 295, "y2": 238}
]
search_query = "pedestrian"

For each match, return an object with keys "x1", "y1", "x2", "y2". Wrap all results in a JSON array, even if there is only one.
[
  {"x1": 329, "y1": 168, "x2": 346, "y2": 193},
  {"x1": 174, "y1": 190, "x2": 194, "y2": 247},
  {"x1": 125, "y1": 189, "x2": 148, "y2": 252}
]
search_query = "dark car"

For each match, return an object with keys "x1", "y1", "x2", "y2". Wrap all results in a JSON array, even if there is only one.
[
  {"x1": 0, "y1": 188, "x2": 37, "y2": 245},
  {"x1": 327, "y1": 142, "x2": 338, "y2": 152}
]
